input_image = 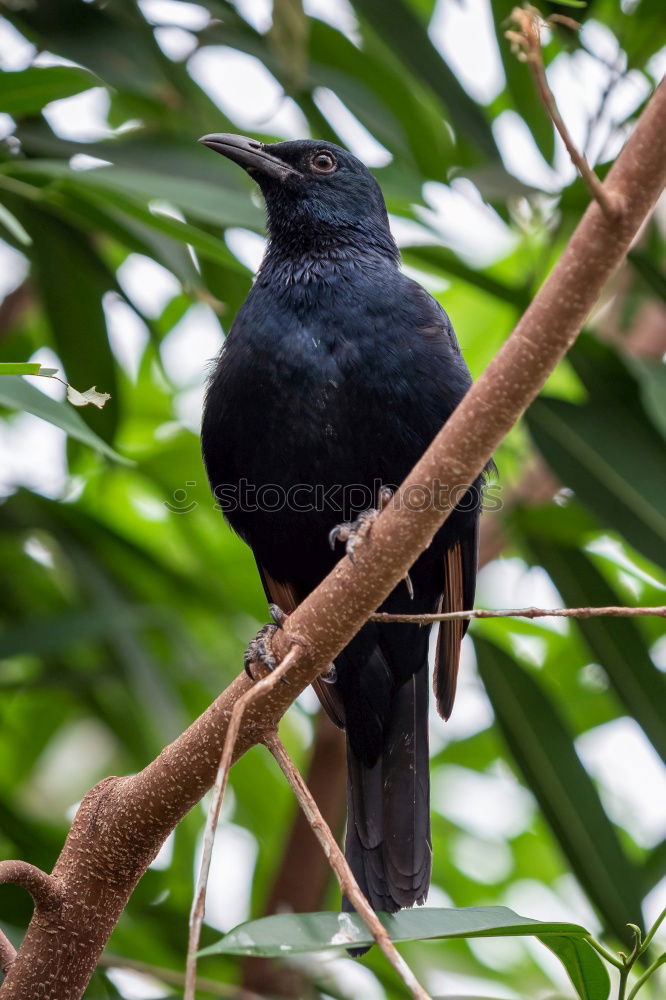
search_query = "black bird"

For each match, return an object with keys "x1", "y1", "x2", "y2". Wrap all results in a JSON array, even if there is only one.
[{"x1": 200, "y1": 134, "x2": 482, "y2": 915}]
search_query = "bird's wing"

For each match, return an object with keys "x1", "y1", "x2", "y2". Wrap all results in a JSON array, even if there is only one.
[
  {"x1": 256, "y1": 562, "x2": 346, "y2": 729},
  {"x1": 434, "y1": 518, "x2": 479, "y2": 719}
]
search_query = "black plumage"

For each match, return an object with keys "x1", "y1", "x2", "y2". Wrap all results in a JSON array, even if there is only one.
[{"x1": 200, "y1": 134, "x2": 482, "y2": 914}]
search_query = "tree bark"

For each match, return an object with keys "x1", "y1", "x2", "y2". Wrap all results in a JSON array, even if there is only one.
[{"x1": 1, "y1": 79, "x2": 664, "y2": 1000}]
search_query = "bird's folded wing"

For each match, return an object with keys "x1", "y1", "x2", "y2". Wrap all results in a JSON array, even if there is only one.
[{"x1": 434, "y1": 520, "x2": 479, "y2": 719}]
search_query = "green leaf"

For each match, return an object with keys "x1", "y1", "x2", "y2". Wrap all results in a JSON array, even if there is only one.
[
  {"x1": 642, "y1": 839, "x2": 666, "y2": 894},
  {"x1": 544, "y1": 937, "x2": 611, "y2": 1000},
  {"x1": 525, "y1": 393, "x2": 666, "y2": 570},
  {"x1": 0, "y1": 66, "x2": 101, "y2": 116},
  {"x1": 4, "y1": 161, "x2": 264, "y2": 233},
  {"x1": 201, "y1": 904, "x2": 587, "y2": 955},
  {"x1": 63, "y1": 182, "x2": 249, "y2": 275},
  {"x1": 19, "y1": 206, "x2": 120, "y2": 443},
  {"x1": 0, "y1": 376, "x2": 130, "y2": 464},
  {"x1": 0, "y1": 363, "x2": 43, "y2": 376},
  {"x1": 475, "y1": 637, "x2": 644, "y2": 943},
  {"x1": 201, "y1": 905, "x2": 608, "y2": 999},
  {"x1": 629, "y1": 358, "x2": 666, "y2": 440},
  {"x1": 518, "y1": 534, "x2": 666, "y2": 763},
  {"x1": 628, "y1": 251, "x2": 666, "y2": 302},
  {"x1": 0, "y1": 202, "x2": 32, "y2": 246},
  {"x1": 493, "y1": 0, "x2": 556, "y2": 164},
  {"x1": 353, "y1": 0, "x2": 499, "y2": 160},
  {"x1": 402, "y1": 245, "x2": 530, "y2": 308}
]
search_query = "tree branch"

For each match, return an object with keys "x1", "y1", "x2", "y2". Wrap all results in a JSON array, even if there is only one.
[
  {"x1": 264, "y1": 734, "x2": 431, "y2": 1000},
  {"x1": 371, "y1": 605, "x2": 666, "y2": 624},
  {"x1": 0, "y1": 862, "x2": 62, "y2": 912},
  {"x1": 0, "y1": 934, "x2": 16, "y2": 977},
  {"x1": 506, "y1": 5, "x2": 620, "y2": 219},
  {"x1": 2, "y1": 78, "x2": 664, "y2": 1000}
]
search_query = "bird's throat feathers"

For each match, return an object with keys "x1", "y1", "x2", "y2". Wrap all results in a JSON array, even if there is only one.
[{"x1": 258, "y1": 217, "x2": 399, "y2": 297}]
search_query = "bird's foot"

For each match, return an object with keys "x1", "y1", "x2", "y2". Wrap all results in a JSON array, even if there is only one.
[
  {"x1": 329, "y1": 487, "x2": 393, "y2": 563},
  {"x1": 244, "y1": 603, "x2": 289, "y2": 680},
  {"x1": 244, "y1": 623, "x2": 279, "y2": 680},
  {"x1": 244, "y1": 604, "x2": 308, "y2": 682}
]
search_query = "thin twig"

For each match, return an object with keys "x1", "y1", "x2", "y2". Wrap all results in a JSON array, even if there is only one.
[
  {"x1": 97, "y1": 952, "x2": 262, "y2": 999},
  {"x1": 0, "y1": 929, "x2": 16, "y2": 975},
  {"x1": 370, "y1": 605, "x2": 666, "y2": 624},
  {"x1": 506, "y1": 5, "x2": 620, "y2": 219},
  {"x1": 264, "y1": 733, "x2": 432, "y2": 1000},
  {"x1": 0, "y1": 861, "x2": 62, "y2": 911},
  {"x1": 627, "y1": 953, "x2": 666, "y2": 1000},
  {"x1": 184, "y1": 648, "x2": 299, "y2": 1000}
]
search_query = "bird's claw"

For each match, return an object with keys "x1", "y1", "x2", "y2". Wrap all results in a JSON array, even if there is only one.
[
  {"x1": 268, "y1": 603, "x2": 289, "y2": 627},
  {"x1": 244, "y1": 623, "x2": 279, "y2": 680},
  {"x1": 329, "y1": 488, "x2": 393, "y2": 563},
  {"x1": 244, "y1": 604, "x2": 301, "y2": 682}
]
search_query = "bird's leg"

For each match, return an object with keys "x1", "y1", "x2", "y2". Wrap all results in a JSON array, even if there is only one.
[{"x1": 329, "y1": 486, "x2": 394, "y2": 563}]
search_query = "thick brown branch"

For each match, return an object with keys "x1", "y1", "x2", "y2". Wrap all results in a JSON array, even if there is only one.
[
  {"x1": 264, "y1": 734, "x2": 431, "y2": 1000},
  {"x1": 0, "y1": 933, "x2": 16, "y2": 976},
  {"x1": 371, "y1": 605, "x2": 666, "y2": 624},
  {"x1": 2, "y1": 80, "x2": 664, "y2": 1000},
  {"x1": 0, "y1": 862, "x2": 62, "y2": 912},
  {"x1": 506, "y1": 6, "x2": 619, "y2": 219}
]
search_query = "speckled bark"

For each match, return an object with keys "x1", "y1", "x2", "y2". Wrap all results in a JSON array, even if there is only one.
[{"x1": 1, "y1": 80, "x2": 664, "y2": 1000}]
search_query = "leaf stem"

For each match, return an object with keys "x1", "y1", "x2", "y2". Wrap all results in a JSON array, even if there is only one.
[{"x1": 584, "y1": 935, "x2": 624, "y2": 970}]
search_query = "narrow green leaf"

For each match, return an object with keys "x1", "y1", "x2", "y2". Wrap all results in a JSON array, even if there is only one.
[
  {"x1": 63, "y1": 181, "x2": 249, "y2": 274},
  {"x1": 525, "y1": 397, "x2": 666, "y2": 569},
  {"x1": 642, "y1": 839, "x2": 666, "y2": 893},
  {"x1": 353, "y1": 0, "x2": 499, "y2": 159},
  {"x1": 519, "y1": 535, "x2": 666, "y2": 763},
  {"x1": 4, "y1": 161, "x2": 263, "y2": 232},
  {"x1": 494, "y1": 0, "x2": 556, "y2": 163},
  {"x1": 0, "y1": 363, "x2": 43, "y2": 376},
  {"x1": 20, "y1": 206, "x2": 119, "y2": 443},
  {"x1": 629, "y1": 358, "x2": 666, "y2": 440},
  {"x1": 0, "y1": 376, "x2": 130, "y2": 464},
  {"x1": 0, "y1": 202, "x2": 32, "y2": 245},
  {"x1": 475, "y1": 637, "x2": 644, "y2": 943},
  {"x1": 0, "y1": 66, "x2": 101, "y2": 116},
  {"x1": 403, "y1": 245, "x2": 529, "y2": 308},
  {"x1": 628, "y1": 251, "x2": 666, "y2": 301}
]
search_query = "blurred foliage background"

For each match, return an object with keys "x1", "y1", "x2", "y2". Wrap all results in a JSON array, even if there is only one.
[{"x1": 0, "y1": 1, "x2": 665, "y2": 998}]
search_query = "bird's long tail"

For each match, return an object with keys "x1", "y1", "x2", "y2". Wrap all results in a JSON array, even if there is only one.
[{"x1": 343, "y1": 660, "x2": 431, "y2": 914}]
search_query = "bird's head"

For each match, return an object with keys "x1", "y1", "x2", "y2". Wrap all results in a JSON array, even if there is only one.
[{"x1": 199, "y1": 133, "x2": 397, "y2": 259}]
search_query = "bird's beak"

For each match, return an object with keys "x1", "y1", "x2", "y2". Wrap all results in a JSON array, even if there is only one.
[{"x1": 198, "y1": 133, "x2": 301, "y2": 181}]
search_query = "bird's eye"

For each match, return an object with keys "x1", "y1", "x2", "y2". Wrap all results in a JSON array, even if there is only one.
[{"x1": 311, "y1": 151, "x2": 337, "y2": 174}]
